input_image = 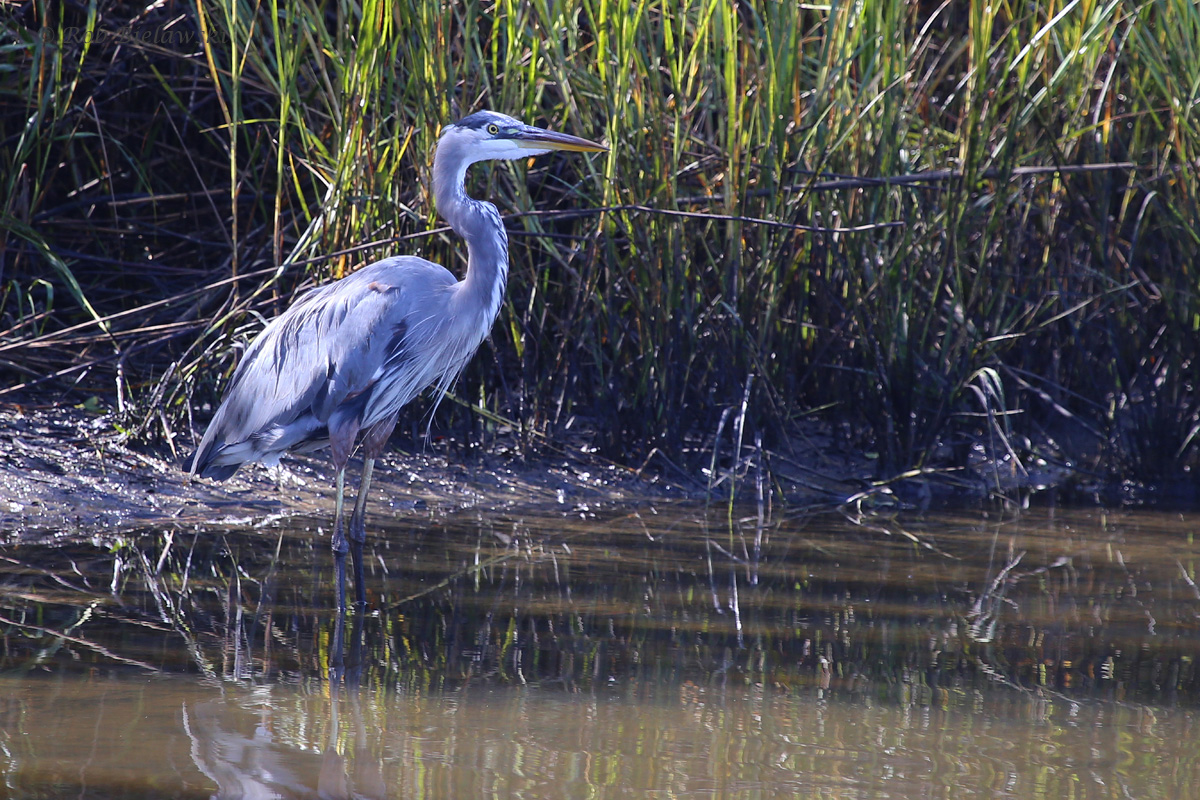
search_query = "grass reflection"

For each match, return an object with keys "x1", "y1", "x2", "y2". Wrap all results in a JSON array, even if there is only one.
[{"x1": 1, "y1": 505, "x2": 1198, "y2": 708}]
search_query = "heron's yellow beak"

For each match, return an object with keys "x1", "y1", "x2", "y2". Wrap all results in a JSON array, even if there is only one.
[{"x1": 515, "y1": 126, "x2": 608, "y2": 153}]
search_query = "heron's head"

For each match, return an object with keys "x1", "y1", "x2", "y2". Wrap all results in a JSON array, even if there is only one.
[{"x1": 438, "y1": 111, "x2": 607, "y2": 168}]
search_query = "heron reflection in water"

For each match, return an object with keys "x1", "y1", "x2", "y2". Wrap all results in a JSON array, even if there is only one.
[{"x1": 187, "y1": 111, "x2": 607, "y2": 609}]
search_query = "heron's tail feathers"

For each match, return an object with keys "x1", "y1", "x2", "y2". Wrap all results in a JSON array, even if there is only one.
[
  {"x1": 185, "y1": 416, "x2": 330, "y2": 481},
  {"x1": 184, "y1": 443, "x2": 241, "y2": 481}
]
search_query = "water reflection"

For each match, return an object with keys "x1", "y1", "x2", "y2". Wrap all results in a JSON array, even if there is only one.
[
  {"x1": 187, "y1": 675, "x2": 388, "y2": 799},
  {"x1": 0, "y1": 671, "x2": 1197, "y2": 798},
  {"x1": 0, "y1": 505, "x2": 1198, "y2": 797}
]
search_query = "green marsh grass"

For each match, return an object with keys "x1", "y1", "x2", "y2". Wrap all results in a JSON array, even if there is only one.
[{"x1": 1, "y1": 0, "x2": 1197, "y2": 491}]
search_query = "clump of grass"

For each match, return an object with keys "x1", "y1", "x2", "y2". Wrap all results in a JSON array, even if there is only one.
[{"x1": 1, "y1": 0, "x2": 1197, "y2": 490}]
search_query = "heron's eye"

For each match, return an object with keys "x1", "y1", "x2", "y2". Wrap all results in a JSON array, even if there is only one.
[{"x1": 486, "y1": 123, "x2": 500, "y2": 135}]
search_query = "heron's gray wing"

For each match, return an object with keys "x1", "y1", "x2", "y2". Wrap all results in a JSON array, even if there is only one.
[{"x1": 190, "y1": 256, "x2": 456, "y2": 477}]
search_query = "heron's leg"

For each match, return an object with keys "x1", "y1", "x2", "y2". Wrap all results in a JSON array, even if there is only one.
[
  {"x1": 345, "y1": 416, "x2": 398, "y2": 606},
  {"x1": 347, "y1": 457, "x2": 375, "y2": 606},
  {"x1": 328, "y1": 417, "x2": 360, "y2": 611},
  {"x1": 331, "y1": 468, "x2": 349, "y2": 552},
  {"x1": 331, "y1": 467, "x2": 349, "y2": 611},
  {"x1": 348, "y1": 457, "x2": 376, "y2": 542},
  {"x1": 329, "y1": 591, "x2": 347, "y2": 683}
]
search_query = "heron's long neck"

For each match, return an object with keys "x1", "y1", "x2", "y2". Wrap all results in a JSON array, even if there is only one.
[{"x1": 433, "y1": 155, "x2": 510, "y2": 332}]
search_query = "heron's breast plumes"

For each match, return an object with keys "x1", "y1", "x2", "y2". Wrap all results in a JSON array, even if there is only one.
[{"x1": 359, "y1": 281, "x2": 499, "y2": 430}]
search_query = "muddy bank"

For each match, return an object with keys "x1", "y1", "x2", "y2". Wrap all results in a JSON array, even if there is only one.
[
  {"x1": 2, "y1": 404, "x2": 876, "y2": 537},
  {"x1": 4, "y1": 400, "x2": 1168, "y2": 538}
]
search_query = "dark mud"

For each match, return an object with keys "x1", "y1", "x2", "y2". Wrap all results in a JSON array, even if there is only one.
[
  {"x1": 1, "y1": 404, "x2": 875, "y2": 536},
  {"x1": 3, "y1": 398, "x2": 1173, "y2": 538}
]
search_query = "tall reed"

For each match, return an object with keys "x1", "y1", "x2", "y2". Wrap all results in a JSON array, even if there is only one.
[{"x1": 1, "y1": 0, "x2": 1196, "y2": 484}]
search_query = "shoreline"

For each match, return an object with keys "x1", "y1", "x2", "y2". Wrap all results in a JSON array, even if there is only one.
[{"x1": 1, "y1": 403, "x2": 1191, "y2": 538}]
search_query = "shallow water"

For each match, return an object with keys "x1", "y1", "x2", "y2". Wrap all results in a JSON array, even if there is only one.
[{"x1": 2, "y1": 504, "x2": 1199, "y2": 798}]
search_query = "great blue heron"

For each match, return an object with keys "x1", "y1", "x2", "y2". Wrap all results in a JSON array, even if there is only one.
[{"x1": 187, "y1": 111, "x2": 606, "y2": 609}]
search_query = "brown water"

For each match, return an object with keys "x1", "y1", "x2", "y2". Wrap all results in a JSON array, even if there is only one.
[{"x1": 1, "y1": 504, "x2": 1199, "y2": 798}]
